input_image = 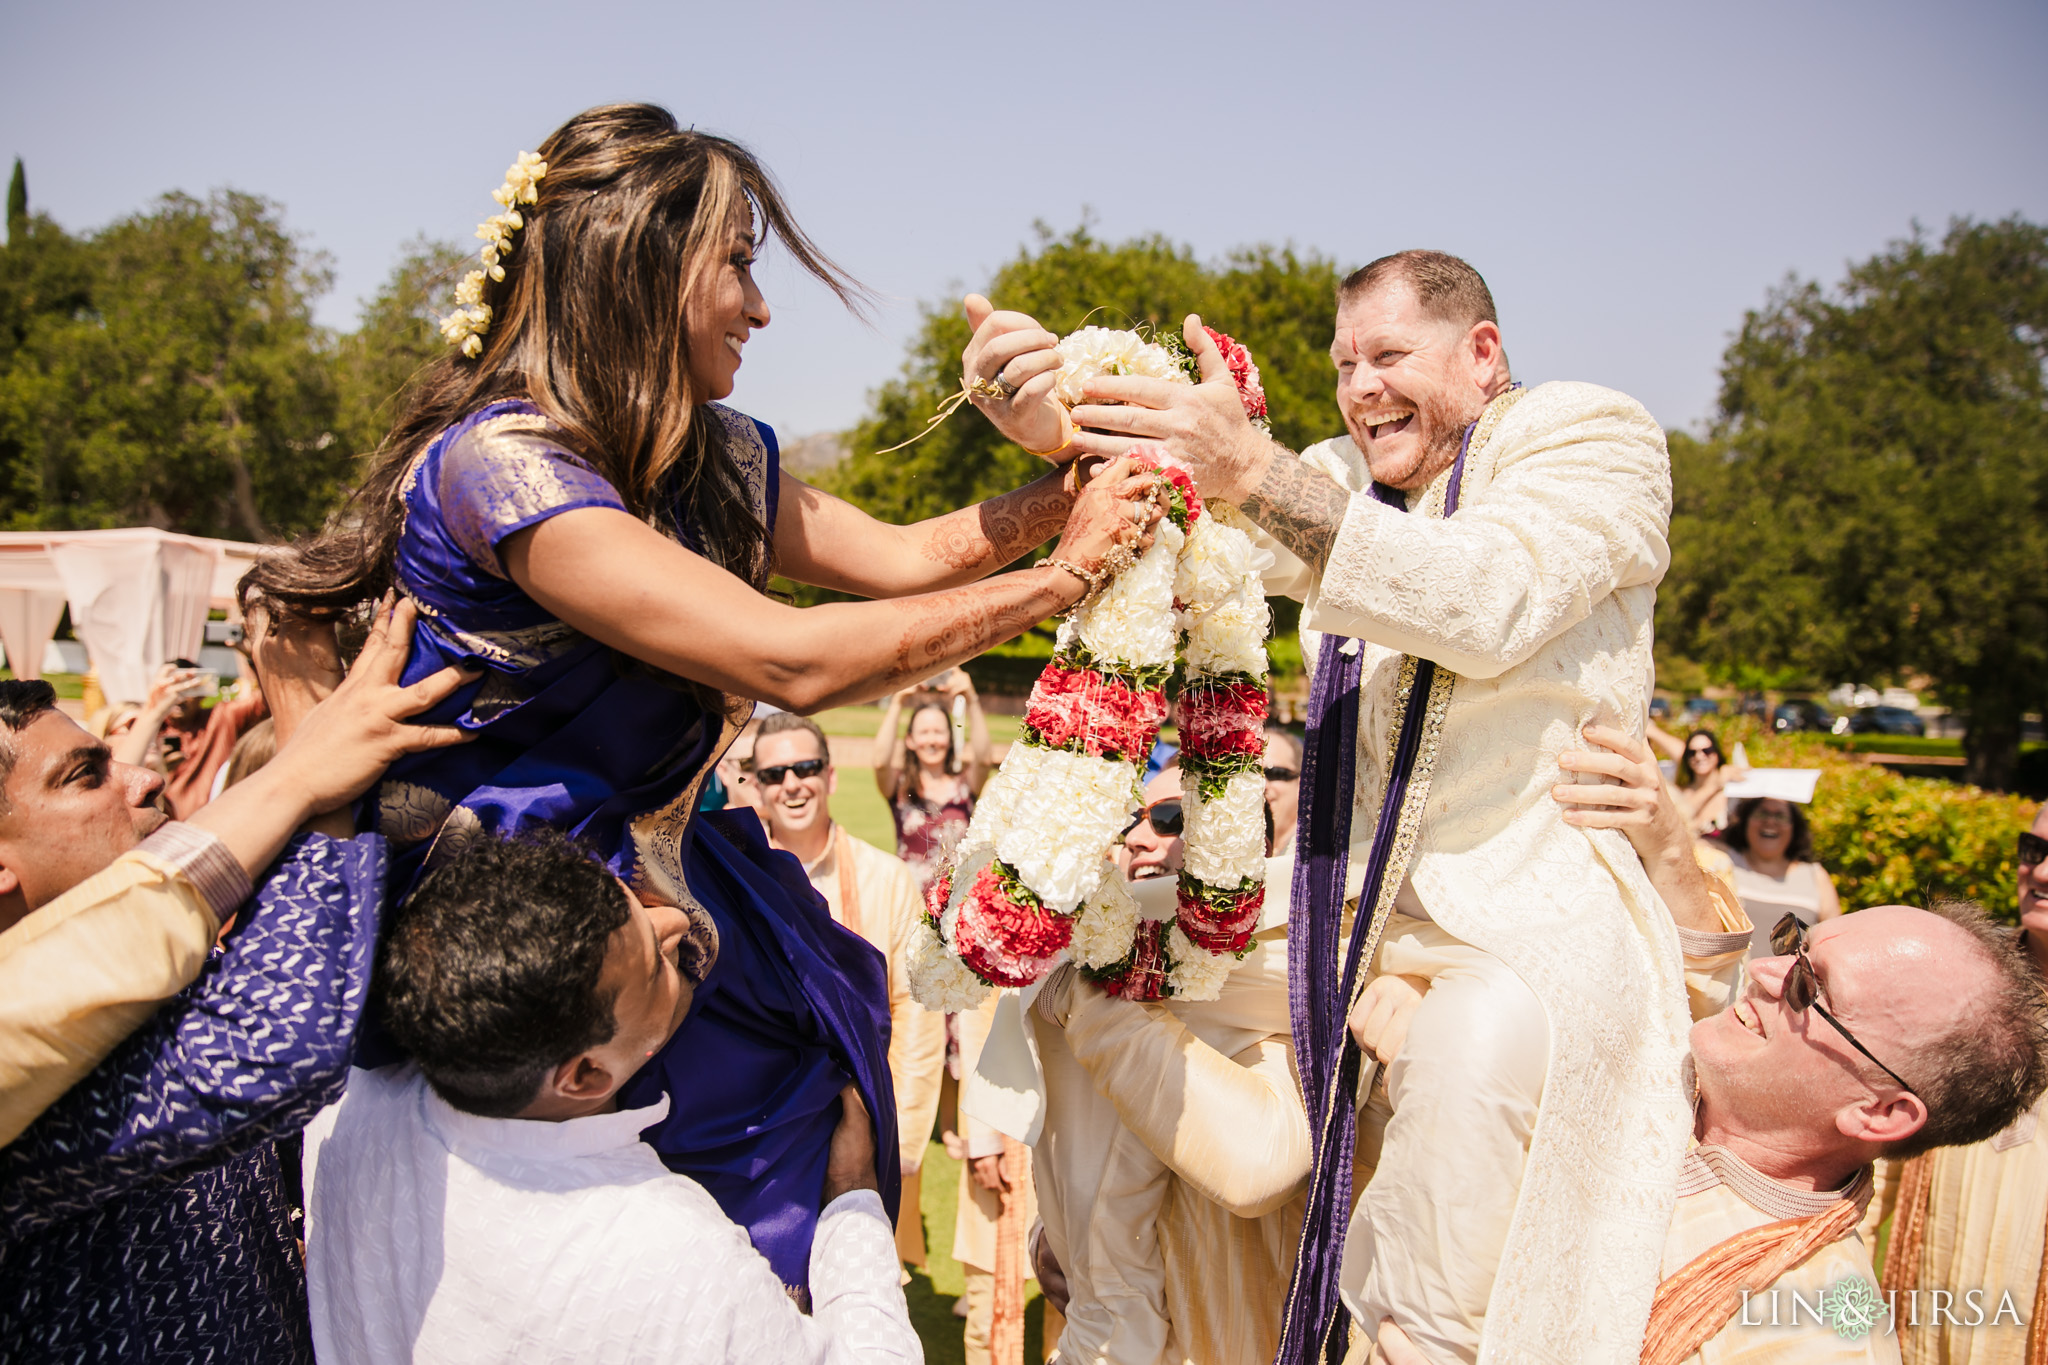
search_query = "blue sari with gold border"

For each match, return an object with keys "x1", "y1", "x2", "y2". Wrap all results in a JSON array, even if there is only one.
[{"x1": 366, "y1": 399, "x2": 897, "y2": 1288}]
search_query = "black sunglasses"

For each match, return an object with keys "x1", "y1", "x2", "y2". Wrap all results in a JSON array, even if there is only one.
[
  {"x1": 1769, "y1": 914, "x2": 1919, "y2": 1098},
  {"x1": 2021, "y1": 832, "x2": 2047, "y2": 868},
  {"x1": 1264, "y1": 766, "x2": 1301, "y2": 782},
  {"x1": 1121, "y1": 799, "x2": 1184, "y2": 839},
  {"x1": 754, "y1": 757, "x2": 827, "y2": 787}
]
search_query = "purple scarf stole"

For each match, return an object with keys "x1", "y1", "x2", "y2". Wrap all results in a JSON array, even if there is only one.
[{"x1": 1275, "y1": 422, "x2": 1479, "y2": 1365}]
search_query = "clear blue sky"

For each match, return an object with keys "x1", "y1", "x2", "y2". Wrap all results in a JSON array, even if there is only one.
[{"x1": 5, "y1": 0, "x2": 2045, "y2": 441}]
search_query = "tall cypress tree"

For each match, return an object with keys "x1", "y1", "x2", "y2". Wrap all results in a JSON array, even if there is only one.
[{"x1": 5, "y1": 159, "x2": 24, "y2": 246}]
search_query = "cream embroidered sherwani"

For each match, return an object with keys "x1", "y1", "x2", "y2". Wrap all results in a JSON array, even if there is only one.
[
  {"x1": 1031, "y1": 920, "x2": 1308, "y2": 1365},
  {"x1": 802, "y1": 826, "x2": 948, "y2": 1178},
  {"x1": 1860, "y1": 1096, "x2": 2048, "y2": 1365},
  {"x1": 1028, "y1": 864, "x2": 1750, "y2": 1365},
  {"x1": 1258, "y1": 381, "x2": 1689, "y2": 1364}
]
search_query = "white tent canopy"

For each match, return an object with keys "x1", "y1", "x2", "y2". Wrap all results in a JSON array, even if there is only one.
[{"x1": 0, "y1": 529, "x2": 265, "y2": 705}]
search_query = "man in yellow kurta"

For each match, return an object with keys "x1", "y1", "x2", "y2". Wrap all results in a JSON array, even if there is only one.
[
  {"x1": 1858, "y1": 803, "x2": 2048, "y2": 1365},
  {"x1": 750, "y1": 714, "x2": 947, "y2": 1239}
]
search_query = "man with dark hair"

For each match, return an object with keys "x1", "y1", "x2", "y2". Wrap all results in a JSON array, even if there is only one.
[
  {"x1": 751, "y1": 710, "x2": 945, "y2": 1216},
  {"x1": 302, "y1": 831, "x2": 920, "y2": 1364},
  {"x1": 971, "y1": 251, "x2": 1688, "y2": 1359},
  {"x1": 0, "y1": 598, "x2": 471, "y2": 1362}
]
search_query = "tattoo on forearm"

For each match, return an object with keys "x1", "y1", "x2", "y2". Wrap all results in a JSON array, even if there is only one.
[
  {"x1": 917, "y1": 471, "x2": 1072, "y2": 574},
  {"x1": 1240, "y1": 452, "x2": 1351, "y2": 574},
  {"x1": 884, "y1": 573, "x2": 1068, "y2": 688}
]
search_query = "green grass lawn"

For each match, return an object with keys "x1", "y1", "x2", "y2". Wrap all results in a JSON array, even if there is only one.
[{"x1": 0, "y1": 669, "x2": 84, "y2": 699}]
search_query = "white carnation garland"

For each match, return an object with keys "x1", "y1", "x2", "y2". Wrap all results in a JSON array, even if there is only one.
[{"x1": 909, "y1": 326, "x2": 1273, "y2": 1007}]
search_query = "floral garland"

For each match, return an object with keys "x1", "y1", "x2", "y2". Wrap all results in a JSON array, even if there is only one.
[
  {"x1": 908, "y1": 326, "x2": 1272, "y2": 1008},
  {"x1": 438, "y1": 151, "x2": 548, "y2": 358}
]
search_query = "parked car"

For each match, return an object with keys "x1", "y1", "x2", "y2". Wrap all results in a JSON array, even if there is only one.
[
  {"x1": 1845, "y1": 706, "x2": 1927, "y2": 737},
  {"x1": 1648, "y1": 697, "x2": 1673, "y2": 721},
  {"x1": 1683, "y1": 697, "x2": 1721, "y2": 721},
  {"x1": 1773, "y1": 699, "x2": 1833, "y2": 733}
]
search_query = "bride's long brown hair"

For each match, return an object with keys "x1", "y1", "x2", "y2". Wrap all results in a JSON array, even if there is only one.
[{"x1": 246, "y1": 103, "x2": 863, "y2": 614}]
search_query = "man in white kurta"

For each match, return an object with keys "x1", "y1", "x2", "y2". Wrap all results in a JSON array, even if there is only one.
[
  {"x1": 303, "y1": 830, "x2": 920, "y2": 1364},
  {"x1": 1049, "y1": 249, "x2": 1690, "y2": 1364},
  {"x1": 305, "y1": 1065, "x2": 916, "y2": 1364}
]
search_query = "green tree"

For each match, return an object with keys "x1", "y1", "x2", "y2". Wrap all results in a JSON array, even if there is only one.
[
  {"x1": 1659, "y1": 217, "x2": 2048, "y2": 789},
  {"x1": 333, "y1": 235, "x2": 467, "y2": 462},
  {"x1": 827, "y1": 224, "x2": 1341, "y2": 662},
  {"x1": 6, "y1": 159, "x2": 26, "y2": 244},
  {"x1": 0, "y1": 189, "x2": 344, "y2": 539},
  {"x1": 833, "y1": 223, "x2": 1344, "y2": 522},
  {"x1": 0, "y1": 164, "x2": 97, "y2": 525}
]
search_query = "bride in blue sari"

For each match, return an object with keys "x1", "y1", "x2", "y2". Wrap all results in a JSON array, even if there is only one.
[{"x1": 248, "y1": 103, "x2": 1163, "y2": 1291}]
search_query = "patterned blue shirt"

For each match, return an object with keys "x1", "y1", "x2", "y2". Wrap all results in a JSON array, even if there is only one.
[{"x1": 0, "y1": 833, "x2": 386, "y2": 1364}]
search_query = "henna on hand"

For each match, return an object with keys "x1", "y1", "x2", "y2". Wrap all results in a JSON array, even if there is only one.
[
  {"x1": 916, "y1": 468, "x2": 1074, "y2": 573},
  {"x1": 1239, "y1": 451, "x2": 1353, "y2": 576},
  {"x1": 884, "y1": 570, "x2": 1076, "y2": 689}
]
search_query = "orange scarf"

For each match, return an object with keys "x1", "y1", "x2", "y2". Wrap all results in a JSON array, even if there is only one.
[{"x1": 1640, "y1": 1199, "x2": 1860, "y2": 1365}]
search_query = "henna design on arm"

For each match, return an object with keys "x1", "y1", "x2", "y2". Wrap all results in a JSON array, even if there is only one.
[
  {"x1": 883, "y1": 569, "x2": 1076, "y2": 689},
  {"x1": 916, "y1": 468, "x2": 1073, "y2": 574},
  {"x1": 1239, "y1": 451, "x2": 1353, "y2": 576}
]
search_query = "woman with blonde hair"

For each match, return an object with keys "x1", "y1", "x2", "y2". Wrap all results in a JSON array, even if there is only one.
[{"x1": 246, "y1": 102, "x2": 1161, "y2": 1289}]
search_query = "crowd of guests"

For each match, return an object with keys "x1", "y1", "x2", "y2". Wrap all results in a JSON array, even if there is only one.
[{"x1": 3, "y1": 621, "x2": 2045, "y2": 1365}]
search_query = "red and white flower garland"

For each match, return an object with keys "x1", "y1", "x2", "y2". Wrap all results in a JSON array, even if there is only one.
[{"x1": 908, "y1": 327, "x2": 1273, "y2": 1008}]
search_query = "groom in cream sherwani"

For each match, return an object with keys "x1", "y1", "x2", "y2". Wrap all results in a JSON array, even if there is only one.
[{"x1": 968, "y1": 251, "x2": 1694, "y2": 1364}]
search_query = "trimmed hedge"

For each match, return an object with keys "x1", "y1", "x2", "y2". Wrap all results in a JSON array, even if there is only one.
[{"x1": 1710, "y1": 719, "x2": 2040, "y2": 921}]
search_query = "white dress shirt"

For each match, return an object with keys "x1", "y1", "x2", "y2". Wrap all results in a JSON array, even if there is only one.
[{"x1": 303, "y1": 1064, "x2": 921, "y2": 1364}]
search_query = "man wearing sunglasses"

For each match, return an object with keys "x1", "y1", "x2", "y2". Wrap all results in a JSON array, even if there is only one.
[
  {"x1": 1858, "y1": 808, "x2": 2048, "y2": 1364},
  {"x1": 747, "y1": 713, "x2": 946, "y2": 1258},
  {"x1": 1263, "y1": 727, "x2": 1303, "y2": 859}
]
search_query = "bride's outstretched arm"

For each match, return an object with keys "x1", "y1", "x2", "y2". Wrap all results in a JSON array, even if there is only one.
[
  {"x1": 502, "y1": 457, "x2": 1161, "y2": 714},
  {"x1": 773, "y1": 464, "x2": 1073, "y2": 599}
]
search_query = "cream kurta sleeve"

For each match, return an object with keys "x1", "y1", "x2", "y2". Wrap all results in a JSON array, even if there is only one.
[
  {"x1": 1679, "y1": 856, "x2": 1755, "y2": 1023},
  {"x1": 1059, "y1": 975, "x2": 1311, "y2": 1220},
  {"x1": 816, "y1": 832, "x2": 948, "y2": 1176},
  {"x1": 0, "y1": 823, "x2": 251, "y2": 1147},
  {"x1": 1310, "y1": 383, "x2": 1671, "y2": 678}
]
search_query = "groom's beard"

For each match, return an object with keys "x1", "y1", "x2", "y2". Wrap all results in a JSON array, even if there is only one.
[{"x1": 1379, "y1": 386, "x2": 1485, "y2": 492}]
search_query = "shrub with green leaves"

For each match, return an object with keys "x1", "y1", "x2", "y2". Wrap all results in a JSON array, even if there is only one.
[{"x1": 1711, "y1": 719, "x2": 2039, "y2": 921}]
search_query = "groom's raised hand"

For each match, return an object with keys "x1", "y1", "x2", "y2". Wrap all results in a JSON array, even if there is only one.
[
  {"x1": 960, "y1": 294, "x2": 1068, "y2": 458},
  {"x1": 1069, "y1": 314, "x2": 1280, "y2": 503}
]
